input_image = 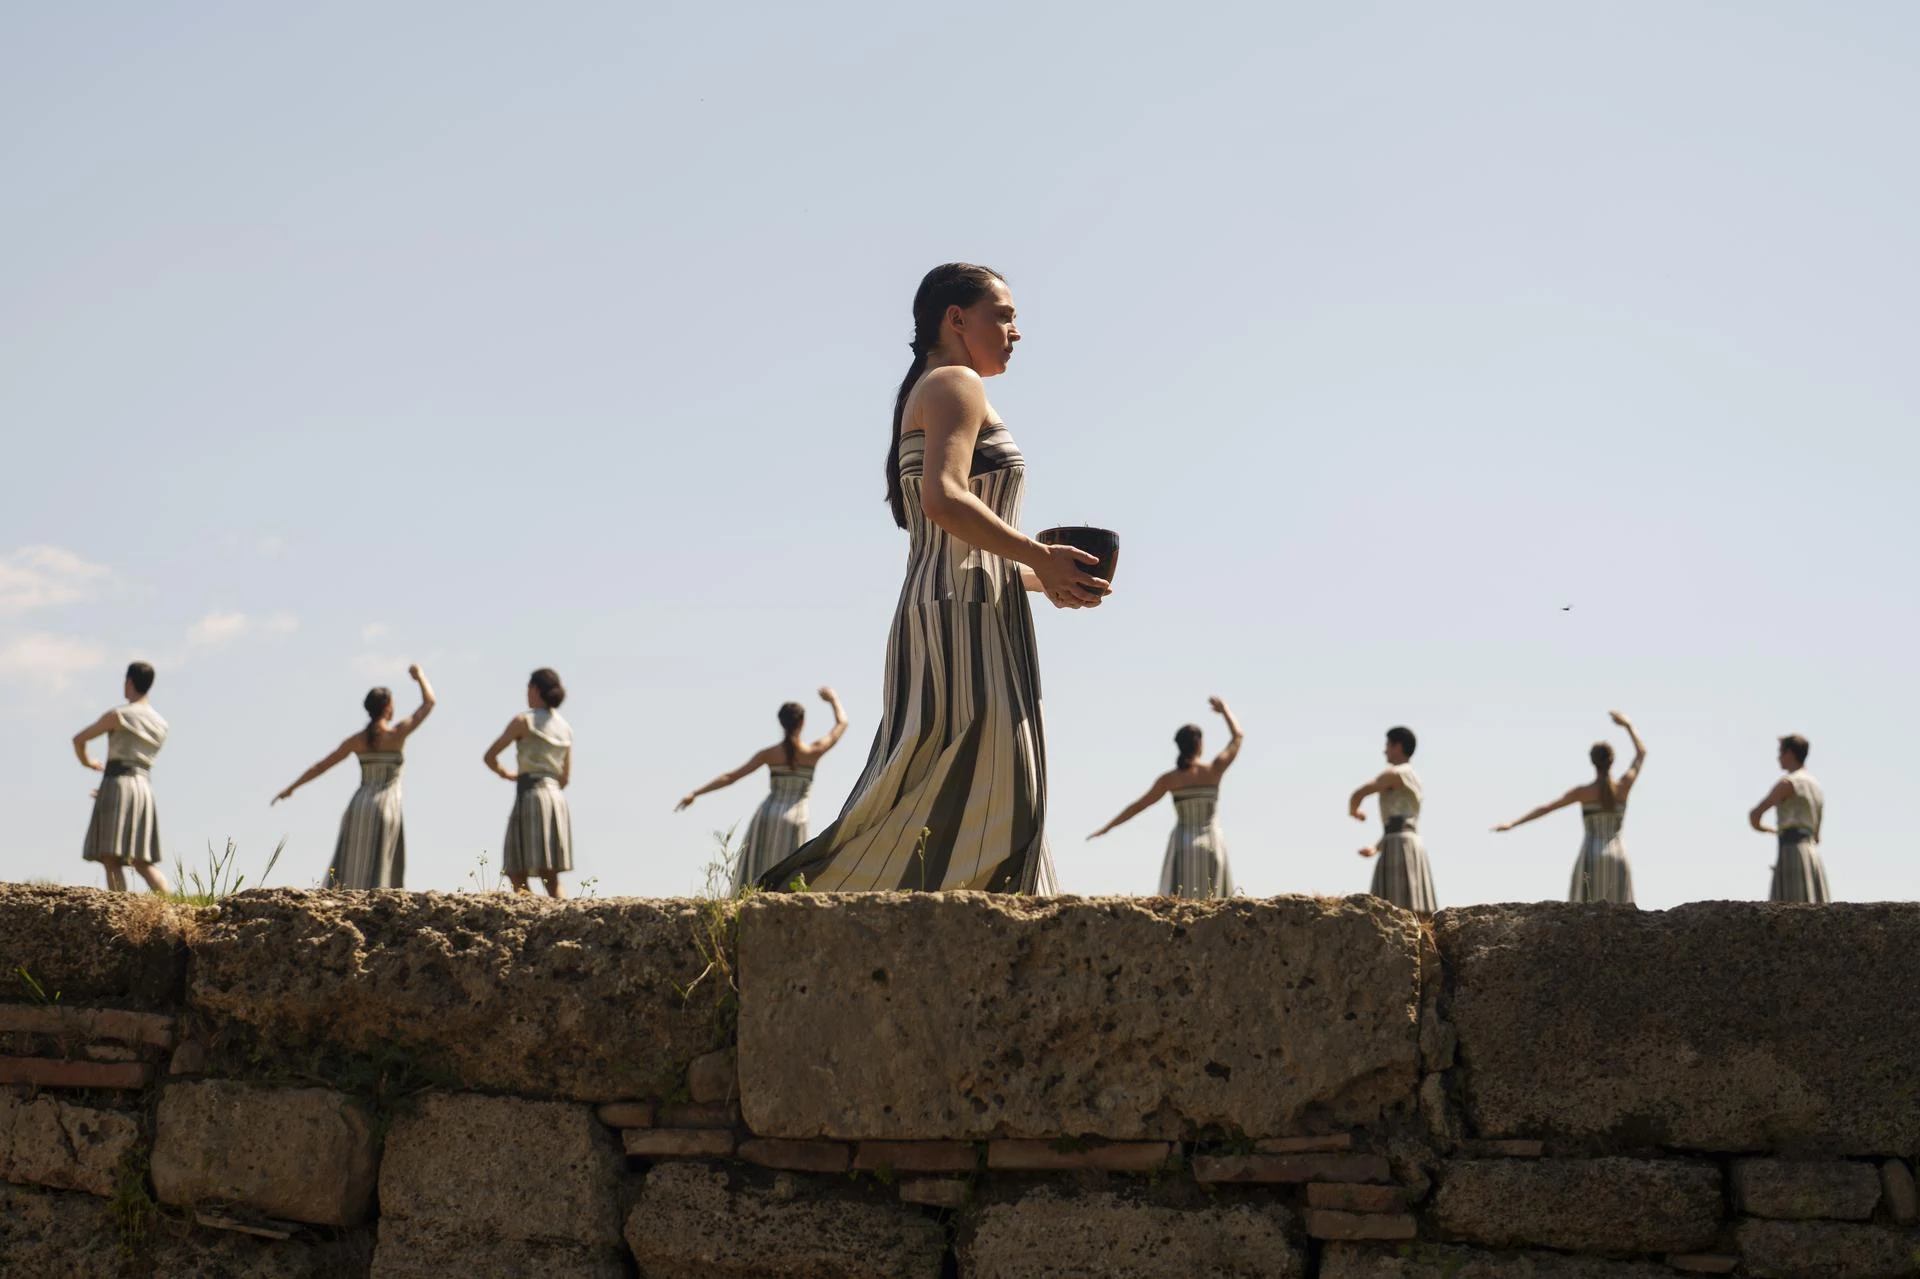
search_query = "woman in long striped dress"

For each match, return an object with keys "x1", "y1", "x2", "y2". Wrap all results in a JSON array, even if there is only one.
[
  {"x1": 1349, "y1": 726, "x2": 1437, "y2": 913},
  {"x1": 484, "y1": 668, "x2": 575, "y2": 899},
  {"x1": 759, "y1": 264, "x2": 1106, "y2": 894},
  {"x1": 272, "y1": 664, "x2": 435, "y2": 889},
  {"x1": 1493, "y1": 710, "x2": 1647, "y2": 904},
  {"x1": 1087, "y1": 698, "x2": 1243, "y2": 899},
  {"x1": 1750, "y1": 732, "x2": 1828, "y2": 902},
  {"x1": 71, "y1": 661, "x2": 172, "y2": 894},
  {"x1": 677, "y1": 688, "x2": 848, "y2": 893}
]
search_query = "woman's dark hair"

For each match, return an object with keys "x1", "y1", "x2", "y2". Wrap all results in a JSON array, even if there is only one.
[
  {"x1": 1174, "y1": 724, "x2": 1203, "y2": 770},
  {"x1": 1590, "y1": 741, "x2": 1617, "y2": 810},
  {"x1": 778, "y1": 702, "x2": 806, "y2": 766},
  {"x1": 364, "y1": 687, "x2": 393, "y2": 749},
  {"x1": 530, "y1": 668, "x2": 566, "y2": 709},
  {"x1": 886, "y1": 263, "x2": 1006, "y2": 528},
  {"x1": 125, "y1": 661, "x2": 155, "y2": 695},
  {"x1": 1386, "y1": 725, "x2": 1417, "y2": 758},
  {"x1": 1780, "y1": 734, "x2": 1810, "y2": 766}
]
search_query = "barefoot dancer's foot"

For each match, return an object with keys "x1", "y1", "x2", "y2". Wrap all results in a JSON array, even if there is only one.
[
  {"x1": 507, "y1": 874, "x2": 531, "y2": 895},
  {"x1": 540, "y1": 873, "x2": 565, "y2": 900}
]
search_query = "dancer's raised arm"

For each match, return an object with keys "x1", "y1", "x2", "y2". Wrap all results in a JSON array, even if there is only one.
[
  {"x1": 394, "y1": 664, "x2": 436, "y2": 739},
  {"x1": 1209, "y1": 697, "x2": 1244, "y2": 773},
  {"x1": 809, "y1": 687, "x2": 849, "y2": 755},
  {"x1": 1492, "y1": 788, "x2": 1582, "y2": 834},
  {"x1": 1611, "y1": 710, "x2": 1647, "y2": 791}
]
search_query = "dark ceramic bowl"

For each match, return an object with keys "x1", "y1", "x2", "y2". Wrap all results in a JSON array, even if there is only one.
[{"x1": 1036, "y1": 526, "x2": 1120, "y2": 593}]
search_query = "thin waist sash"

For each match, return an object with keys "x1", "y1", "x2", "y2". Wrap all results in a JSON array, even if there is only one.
[
  {"x1": 102, "y1": 761, "x2": 149, "y2": 778},
  {"x1": 517, "y1": 773, "x2": 559, "y2": 795},
  {"x1": 1384, "y1": 816, "x2": 1417, "y2": 835}
]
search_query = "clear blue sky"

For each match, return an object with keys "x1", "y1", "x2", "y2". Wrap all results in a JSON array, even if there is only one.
[{"x1": 3, "y1": 3, "x2": 1914, "y2": 904}]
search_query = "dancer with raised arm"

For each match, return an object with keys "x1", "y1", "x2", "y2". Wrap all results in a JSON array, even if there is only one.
[
  {"x1": 1087, "y1": 698, "x2": 1242, "y2": 898},
  {"x1": 72, "y1": 661, "x2": 171, "y2": 894},
  {"x1": 272, "y1": 664, "x2": 435, "y2": 889},
  {"x1": 1493, "y1": 710, "x2": 1646, "y2": 904},
  {"x1": 759, "y1": 264, "x2": 1107, "y2": 893},
  {"x1": 677, "y1": 688, "x2": 848, "y2": 892},
  {"x1": 1750, "y1": 733, "x2": 1827, "y2": 902},
  {"x1": 484, "y1": 668, "x2": 574, "y2": 899},
  {"x1": 1349, "y1": 726, "x2": 1436, "y2": 913}
]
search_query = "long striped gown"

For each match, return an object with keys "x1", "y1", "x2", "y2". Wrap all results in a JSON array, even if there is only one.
[
  {"x1": 83, "y1": 703, "x2": 167, "y2": 866},
  {"x1": 1569, "y1": 805, "x2": 1633, "y2": 904},
  {"x1": 503, "y1": 709, "x2": 572, "y2": 877},
  {"x1": 1371, "y1": 764, "x2": 1437, "y2": 913},
  {"x1": 732, "y1": 765, "x2": 813, "y2": 893},
  {"x1": 327, "y1": 751, "x2": 406, "y2": 889},
  {"x1": 760, "y1": 422, "x2": 1058, "y2": 893},
  {"x1": 1160, "y1": 787, "x2": 1233, "y2": 899},
  {"x1": 1770, "y1": 768, "x2": 1829, "y2": 902}
]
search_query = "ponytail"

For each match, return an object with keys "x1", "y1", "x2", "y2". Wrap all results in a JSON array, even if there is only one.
[
  {"x1": 886, "y1": 350, "x2": 927, "y2": 529},
  {"x1": 777, "y1": 702, "x2": 805, "y2": 767},
  {"x1": 1590, "y1": 742, "x2": 1617, "y2": 810},
  {"x1": 363, "y1": 687, "x2": 393, "y2": 750},
  {"x1": 1174, "y1": 724, "x2": 1203, "y2": 771}
]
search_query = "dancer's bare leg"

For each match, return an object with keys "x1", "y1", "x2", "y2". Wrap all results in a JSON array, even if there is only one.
[
  {"x1": 102, "y1": 858, "x2": 127, "y2": 892},
  {"x1": 540, "y1": 873, "x2": 565, "y2": 900},
  {"x1": 133, "y1": 863, "x2": 170, "y2": 895},
  {"x1": 507, "y1": 874, "x2": 531, "y2": 895}
]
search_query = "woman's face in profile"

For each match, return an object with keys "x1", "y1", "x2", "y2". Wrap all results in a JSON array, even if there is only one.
[{"x1": 957, "y1": 279, "x2": 1020, "y2": 377}]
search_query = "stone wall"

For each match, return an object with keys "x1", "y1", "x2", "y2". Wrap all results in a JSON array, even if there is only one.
[{"x1": 4, "y1": 884, "x2": 1919, "y2": 1277}]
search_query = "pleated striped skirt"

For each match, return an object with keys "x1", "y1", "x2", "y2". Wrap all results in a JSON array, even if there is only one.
[
  {"x1": 83, "y1": 764, "x2": 162, "y2": 865},
  {"x1": 1770, "y1": 831, "x2": 1829, "y2": 903},
  {"x1": 732, "y1": 768, "x2": 811, "y2": 893},
  {"x1": 1159, "y1": 822, "x2": 1233, "y2": 899},
  {"x1": 1569, "y1": 811, "x2": 1633, "y2": 904},
  {"x1": 1370, "y1": 820, "x2": 1437, "y2": 914},
  {"x1": 328, "y1": 776, "x2": 405, "y2": 889},
  {"x1": 502, "y1": 775, "x2": 572, "y2": 876}
]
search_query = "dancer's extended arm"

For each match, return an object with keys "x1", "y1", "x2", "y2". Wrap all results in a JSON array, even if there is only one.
[
  {"x1": 677, "y1": 748, "x2": 775, "y2": 811},
  {"x1": 273, "y1": 737, "x2": 357, "y2": 804},
  {"x1": 1493, "y1": 789, "x2": 1581, "y2": 834},
  {"x1": 1088, "y1": 777, "x2": 1170, "y2": 840}
]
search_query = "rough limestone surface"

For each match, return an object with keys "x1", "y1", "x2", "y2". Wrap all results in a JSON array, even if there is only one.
[
  {"x1": 1432, "y1": 1157, "x2": 1722, "y2": 1253},
  {"x1": 0, "y1": 883, "x2": 195, "y2": 1006},
  {"x1": 371, "y1": 1218, "x2": 625, "y2": 1279},
  {"x1": 739, "y1": 893, "x2": 1421, "y2": 1139},
  {"x1": 0, "y1": 1092, "x2": 142, "y2": 1196},
  {"x1": 189, "y1": 890, "x2": 726, "y2": 1101},
  {"x1": 1732, "y1": 1157, "x2": 1881, "y2": 1220},
  {"x1": 625, "y1": 1161, "x2": 947, "y2": 1278},
  {"x1": 379, "y1": 1092, "x2": 623, "y2": 1246},
  {"x1": 1321, "y1": 1245, "x2": 1675, "y2": 1277},
  {"x1": 962, "y1": 1188, "x2": 1305, "y2": 1278},
  {"x1": 1438, "y1": 902, "x2": 1920, "y2": 1151},
  {"x1": 152, "y1": 1080, "x2": 378, "y2": 1226},
  {"x1": 153, "y1": 1231, "x2": 364, "y2": 1278},
  {"x1": 1737, "y1": 1218, "x2": 1920, "y2": 1278},
  {"x1": 0, "y1": 1182, "x2": 121, "y2": 1275}
]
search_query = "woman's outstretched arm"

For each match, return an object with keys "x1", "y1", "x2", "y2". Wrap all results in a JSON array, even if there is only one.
[
  {"x1": 677, "y1": 747, "x2": 774, "y2": 811},
  {"x1": 1089, "y1": 777, "x2": 1170, "y2": 840},
  {"x1": 1493, "y1": 788, "x2": 1582, "y2": 833},
  {"x1": 273, "y1": 736, "x2": 357, "y2": 804}
]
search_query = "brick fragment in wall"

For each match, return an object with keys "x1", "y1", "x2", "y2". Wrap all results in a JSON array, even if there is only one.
[
  {"x1": 594, "y1": 1099, "x2": 653, "y2": 1127},
  {"x1": 1307, "y1": 1183, "x2": 1407, "y2": 1212},
  {"x1": 961, "y1": 1188, "x2": 1305, "y2": 1279},
  {"x1": 623, "y1": 1127, "x2": 736, "y2": 1158},
  {"x1": 1320, "y1": 1243, "x2": 1676, "y2": 1277},
  {"x1": 986, "y1": 1140, "x2": 1175, "y2": 1172},
  {"x1": 898, "y1": 1178, "x2": 968, "y2": 1209},
  {"x1": 1254, "y1": 1133, "x2": 1354, "y2": 1153},
  {"x1": 0, "y1": 1004, "x2": 177, "y2": 1048},
  {"x1": 739, "y1": 1137, "x2": 852, "y2": 1173},
  {"x1": 854, "y1": 1139, "x2": 979, "y2": 1172},
  {"x1": 1731, "y1": 1157, "x2": 1881, "y2": 1221},
  {"x1": 0, "y1": 1055, "x2": 149, "y2": 1089},
  {"x1": 656, "y1": 1100, "x2": 739, "y2": 1127},
  {"x1": 1431, "y1": 1157, "x2": 1721, "y2": 1254}
]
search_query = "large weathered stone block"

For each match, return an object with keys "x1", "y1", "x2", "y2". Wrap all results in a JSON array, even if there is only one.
[
  {"x1": 189, "y1": 890, "x2": 726, "y2": 1101},
  {"x1": 1438, "y1": 902, "x2": 1920, "y2": 1152},
  {"x1": 1737, "y1": 1218, "x2": 1920, "y2": 1278},
  {"x1": 1322, "y1": 1244, "x2": 1675, "y2": 1277},
  {"x1": 152, "y1": 1080, "x2": 377, "y2": 1227},
  {"x1": 1432, "y1": 1158, "x2": 1721, "y2": 1253},
  {"x1": 0, "y1": 1093, "x2": 141, "y2": 1196},
  {"x1": 739, "y1": 893, "x2": 1421, "y2": 1139},
  {"x1": 371, "y1": 1218, "x2": 626, "y2": 1278},
  {"x1": 962, "y1": 1188, "x2": 1304, "y2": 1278},
  {"x1": 380, "y1": 1092, "x2": 622, "y2": 1246},
  {"x1": 625, "y1": 1162, "x2": 946, "y2": 1278},
  {"x1": 1732, "y1": 1158, "x2": 1881, "y2": 1220},
  {"x1": 0, "y1": 1183, "x2": 122, "y2": 1276},
  {"x1": 153, "y1": 1229, "x2": 362, "y2": 1278},
  {"x1": 0, "y1": 883, "x2": 194, "y2": 1007}
]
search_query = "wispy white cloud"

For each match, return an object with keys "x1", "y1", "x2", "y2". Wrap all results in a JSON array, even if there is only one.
[
  {"x1": 256, "y1": 535, "x2": 286, "y2": 559},
  {"x1": 187, "y1": 610, "x2": 299, "y2": 647},
  {"x1": 361, "y1": 622, "x2": 388, "y2": 642},
  {"x1": 0, "y1": 546, "x2": 110, "y2": 615},
  {"x1": 188, "y1": 611, "x2": 250, "y2": 647},
  {"x1": 352, "y1": 653, "x2": 407, "y2": 680},
  {"x1": 0, "y1": 633, "x2": 108, "y2": 692}
]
